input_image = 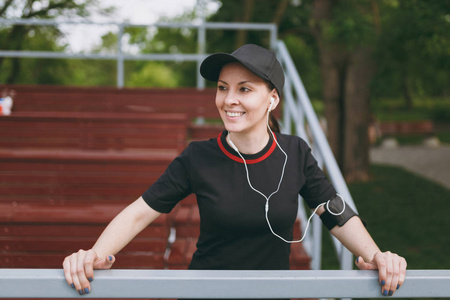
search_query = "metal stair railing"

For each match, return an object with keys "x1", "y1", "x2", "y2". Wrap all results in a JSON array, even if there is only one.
[
  {"x1": 0, "y1": 18, "x2": 277, "y2": 89},
  {"x1": 275, "y1": 40, "x2": 356, "y2": 271}
]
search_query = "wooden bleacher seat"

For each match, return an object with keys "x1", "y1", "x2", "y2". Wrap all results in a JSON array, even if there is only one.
[
  {"x1": 3, "y1": 85, "x2": 219, "y2": 121},
  {"x1": 0, "y1": 111, "x2": 188, "y2": 152}
]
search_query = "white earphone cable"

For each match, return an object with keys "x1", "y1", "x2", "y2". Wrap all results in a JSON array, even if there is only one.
[{"x1": 227, "y1": 100, "x2": 345, "y2": 243}]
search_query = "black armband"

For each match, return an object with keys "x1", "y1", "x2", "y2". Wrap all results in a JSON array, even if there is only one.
[{"x1": 319, "y1": 194, "x2": 358, "y2": 230}]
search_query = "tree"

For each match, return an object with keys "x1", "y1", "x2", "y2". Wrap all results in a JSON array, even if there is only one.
[
  {"x1": 209, "y1": 0, "x2": 375, "y2": 181},
  {"x1": 207, "y1": 0, "x2": 449, "y2": 182},
  {"x1": 0, "y1": 0, "x2": 104, "y2": 84},
  {"x1": 309, "y1": 0, "x2": 378, "y2": 182},
  {"x1": 371, "y1": 0, "x2": 450, "y2": 104}
]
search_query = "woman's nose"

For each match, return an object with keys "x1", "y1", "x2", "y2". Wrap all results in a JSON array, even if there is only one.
[{"x1": 224, "y1": 92, "x2": 239, "y2": 106}]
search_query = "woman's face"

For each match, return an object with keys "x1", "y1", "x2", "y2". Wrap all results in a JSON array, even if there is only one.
[{"x1": 215, "y1": 62, "x2": 278, "y2": 136}]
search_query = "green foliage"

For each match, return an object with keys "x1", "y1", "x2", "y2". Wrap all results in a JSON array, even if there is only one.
[
  {"x1": 62, "y1": 59, "x2": 116, "y2": 86},
  {"x1": 283, "y1": 35, "x2": 322, "y2": 99},
  {"x1": 322, "y1": 0, "x2": 377, "y2": 48},
  {"x1": 126, "y1": 61, "x2": 180, "y2": 88},
  {"x1": 1, "y1": 0, "x2": 448, "y2": 103},
  {"x1": 0, "y1": 0, "x2": 105, "y2": 85},
  {"x1": 371, "y1": 0, "x2": 450, "y2": 100},
  {"x1": 0, "y1": 24, "x2": 69, "y2": 84}
]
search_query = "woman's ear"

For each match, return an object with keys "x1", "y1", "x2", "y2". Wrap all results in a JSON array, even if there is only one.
[{"x1": 268, "y1": 91, "x2": 280, "y2": 111}]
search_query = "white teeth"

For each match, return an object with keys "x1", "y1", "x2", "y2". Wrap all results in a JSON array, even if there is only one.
[{"x1": 226, "y1": 111, "x2": 244, "y2": 117}]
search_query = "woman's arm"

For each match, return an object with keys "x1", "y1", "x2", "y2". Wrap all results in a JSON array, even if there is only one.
[
  {"x1": 92, "y1": 197, "x2": 161, "y2": 258},
  {"x1": 318, "y1": 206, "x2": 407, "y2": 297},
  {"x1": 62, "y1": 197, "x2": 161, "y2": 295}
]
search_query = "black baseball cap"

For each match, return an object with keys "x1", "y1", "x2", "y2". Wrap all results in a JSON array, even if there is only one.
[{"x1": 200, "y1": 44, "x2": 285, "y2": 97}]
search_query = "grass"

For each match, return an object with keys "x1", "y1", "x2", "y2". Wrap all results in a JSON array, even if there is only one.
[
  {"x1": 321, "y1": 164, "x2": 450, "y2": 299},
  {"x1": 437, "y1": 130, "x2": 450, "y2": 144},
  {"x1": 371, "y1": 97, "x2": 450, "y2": 122}
]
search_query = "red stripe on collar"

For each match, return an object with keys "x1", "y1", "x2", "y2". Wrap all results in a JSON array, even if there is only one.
[{"x1": 217, "y1": 132, "x2": 277, "y2": 164}]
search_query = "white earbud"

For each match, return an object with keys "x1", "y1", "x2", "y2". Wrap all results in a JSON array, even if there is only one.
[{"x1": 268, "y1": 97, "x2": 275, "y2": 112}]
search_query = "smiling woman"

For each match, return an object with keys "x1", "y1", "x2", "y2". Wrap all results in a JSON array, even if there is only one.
[
  {"x1": 214, "y1": 62, "x2": 278, "y2": 152},
  {"x1": 200, "y1": 44, "x2": 284, "y2": 154}
]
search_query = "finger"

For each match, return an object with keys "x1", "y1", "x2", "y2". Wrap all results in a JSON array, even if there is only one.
[
  {"x1": 69, "y1": 253, "x2": 83, "y2": 294},
  {"x1": 398, "y1": 256, "x2": 407, "y2": 289},
  {"x1": 94, "y1": 254, "x2": 116, "y2": 269},
  {"x1": 84, "y1": 250, "x2": 97, "y2": 283},
  {"x1": 374, "y1": 252, "x2": 387, "y2": 291},
  {"x1": 355, "y1": 256, "x2": 377, "y2": 270},
  {"x1": 388, "y1": 254, "x2": 401, "y2": 296},
  {"x1": 76, "y1": 249, "x2": 91, "y2": 295},
  {"x1": 104, "y1": 254, "x2": 115, "y2": 268},
  {"x1": 382, "y1": 252, "x2": 394, "y2": 296},
  {"x1": 62, "y1": 256, "x2": 75, "y2": 289}
]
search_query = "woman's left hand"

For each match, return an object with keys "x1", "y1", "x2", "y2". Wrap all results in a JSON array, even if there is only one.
[{"x1": 355, "y1": 251, "x2": 407, "y2": 296}]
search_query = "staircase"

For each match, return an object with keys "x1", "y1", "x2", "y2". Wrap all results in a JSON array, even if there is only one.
[{"x1": 0, "y1": 85, "x2": 310, "y2": 271}]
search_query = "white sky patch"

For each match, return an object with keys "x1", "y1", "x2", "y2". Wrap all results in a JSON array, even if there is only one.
[{"x1": 60, "y1": 0, "x2": 201, "y2": 52}]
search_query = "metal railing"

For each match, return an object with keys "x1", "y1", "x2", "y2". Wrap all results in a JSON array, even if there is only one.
[
  {"x1": 276, "y1": 40, "x2": 356, "y2": 271},
  {"x1": 1, "y1": 269, "x2": 449, "y2": 298},
  {"x1": 0, "y1": 19, "x2": 277, "y2": 89}
]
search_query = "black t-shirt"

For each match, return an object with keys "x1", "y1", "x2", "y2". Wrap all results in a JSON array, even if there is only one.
[{"x1": 142, "y1": 131, "x2": 336, "y2": 270}]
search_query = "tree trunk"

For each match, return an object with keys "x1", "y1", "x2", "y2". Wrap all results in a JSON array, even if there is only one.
[
  {"x1": 319, "y1": 44, "x2": 347, "y2": 167},
  {"x1": 343, "y1": 46, "x2": 374, "y2": 182},
  {"x1": 272, "y1": 0, "x2": 289, "y2": 26},
  {"x1": 311, "y1": 0, "x2": 347, "y2": 169},
  {"x1": 235, "y1": 0, "x2": 255, "y2": 48},
  {"x1": 401, "y1": 71, "x2": 413, "y2": 110},
  {"x1": 311, "y1": 0, "x2": 373, "y2": 182}
]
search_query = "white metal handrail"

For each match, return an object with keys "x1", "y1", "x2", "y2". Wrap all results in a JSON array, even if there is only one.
[
  {"x1": 0, "y1": 19, "x2": 277, "y2": 88},
  {"x1": 1, "y1": 269, "x2": 449, "y2": 298},
  {"x1": 276, "y1": 40, "x2": 355, "y2": 271}
]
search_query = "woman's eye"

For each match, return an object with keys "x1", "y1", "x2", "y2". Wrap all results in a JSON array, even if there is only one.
[
  {"x1": 217, "y1": 85, "x2": 227, "y2": 91},
  {"x1": 240, "y1": 87, "x2": 251, "y2": 92}
]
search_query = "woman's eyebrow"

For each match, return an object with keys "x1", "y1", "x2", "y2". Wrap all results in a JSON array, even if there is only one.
[{"x1": 218, "y1": 80, "x2": 254, "y2": 85}]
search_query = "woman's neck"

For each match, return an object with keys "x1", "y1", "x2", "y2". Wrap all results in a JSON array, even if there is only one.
[{"x1": 227, "y1": 130, "x2": 270, "y2": 155}]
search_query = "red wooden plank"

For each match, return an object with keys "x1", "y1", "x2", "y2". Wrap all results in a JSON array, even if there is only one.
[
  {"x1": 0, "y1": 252, "x2": 165, "y2": 269},
  {"x1": 0, "y1": 237, "x2": 167, "y2": 253},
  {"x1": 0, "y1": 222, "x2": 170, "y2": 238}
]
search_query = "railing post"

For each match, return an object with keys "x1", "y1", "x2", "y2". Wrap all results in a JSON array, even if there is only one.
[
  {"x1": 311, "y1": 215, "x2": 323, "y2": 270},
  {"x1": 196, "y1": 0, "x2": 207, "y2": 89},
  {"x1": 197, "y1": 23, "x2": 206, "y2": 89},
  {"x1": 269, "y1": 24, "x2": 278, "y2": 50},
  {"x1": 117, "y1": 23, "x2": 125, "y2": 88}
]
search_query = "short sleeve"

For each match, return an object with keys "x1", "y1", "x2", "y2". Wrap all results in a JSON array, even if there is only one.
[
  {"x1": 142, "y1": 147, "x2": 192, "y2": 213},
  {"x1": 299, "y1": 142, "x2": 336, "y2": 208}
]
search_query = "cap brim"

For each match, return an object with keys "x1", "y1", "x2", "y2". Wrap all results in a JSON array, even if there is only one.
[
  {"x1": 200, "y1": 53, "x2": 239, "y2": 82},
  {"x1": 200, "y1": 53, "x2": 269, "y2": 83}
]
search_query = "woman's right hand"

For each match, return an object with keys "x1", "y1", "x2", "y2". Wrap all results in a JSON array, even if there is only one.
[{"x1": 62, "y1": 249, "x2": 115, "y2": 295}]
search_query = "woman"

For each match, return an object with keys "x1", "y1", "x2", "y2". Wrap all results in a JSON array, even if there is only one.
[{"x1": 63, "y1": 44, "x2": 407, "y2": 297}]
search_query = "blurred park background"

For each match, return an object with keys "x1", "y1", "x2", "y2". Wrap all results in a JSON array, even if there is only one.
[{"x1": 1, "y1": 0, "x2": 449, "y2": 288}]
